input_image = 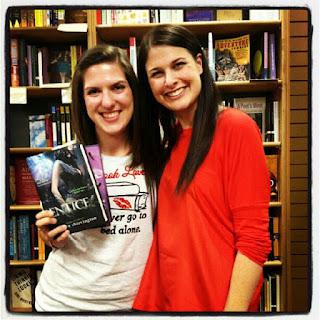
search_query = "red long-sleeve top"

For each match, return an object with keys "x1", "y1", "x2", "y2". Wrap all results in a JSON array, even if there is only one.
[{"x1": 133, "y1": 108, "x2": 271, "y2": 312}]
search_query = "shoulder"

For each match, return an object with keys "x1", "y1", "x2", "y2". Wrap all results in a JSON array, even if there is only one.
[{"x1": 214, "y1": 108, "x2": 262, "y2": 146}]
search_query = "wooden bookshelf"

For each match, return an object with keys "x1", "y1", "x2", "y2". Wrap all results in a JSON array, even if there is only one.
[{"x1": 7, "y1": 8, "x2": 293, "y2": 313}]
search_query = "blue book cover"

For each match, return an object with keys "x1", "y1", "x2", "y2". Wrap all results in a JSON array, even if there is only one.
[
  {"x1": 26, "y1": 141, "x2": 109, "y2": 233},
  {"x1": 17, "y1": 215, "x2": 31, "y2": 260},
  {"x1": 29, "y1": 115, "x2": 46, "y2": 148}
]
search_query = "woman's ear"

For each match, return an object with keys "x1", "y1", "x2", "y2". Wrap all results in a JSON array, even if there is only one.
[{"x1": 195, "y1": 53, "x2": 203, "y2": 75}]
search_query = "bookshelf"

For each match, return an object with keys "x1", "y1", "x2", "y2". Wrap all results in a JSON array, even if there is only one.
[{"x1": 6, "y1": 7, "x2": 292, "y2": 313}]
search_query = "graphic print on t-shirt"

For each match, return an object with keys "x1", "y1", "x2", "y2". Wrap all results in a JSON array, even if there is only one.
[{"x1": 100, "y1": 163, "x2": 150, "y2": 236}]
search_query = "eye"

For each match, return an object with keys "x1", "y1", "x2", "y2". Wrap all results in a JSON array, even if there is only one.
[
  {"x1": 173, "y1": 61, "x2": 186, "y2": 69},
  {"x1": 85, "y1": 88, "x2": 100, "y2": 96},
  {"x1": 113, "y1": 83, "x2": 126, "y2": 92},
  {"x1": 149, "y1": 70, "x2": 163, "y2": 79}
]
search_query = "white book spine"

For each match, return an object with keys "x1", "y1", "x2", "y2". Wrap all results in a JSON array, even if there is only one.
[
  {"x1": 208, "y1": 32, "x2": 215, "y2": 79},
  {"x1": 273, "y1": 101, "x2": 279, "y2": 142}
]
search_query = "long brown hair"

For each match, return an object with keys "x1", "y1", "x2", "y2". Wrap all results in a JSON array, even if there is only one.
[
  {"x1": 71, "y1": 44, "x2": 162, "y2": 195},
  {"x1": 138, "y1": 24, "x2": 220, "y2": 191}
]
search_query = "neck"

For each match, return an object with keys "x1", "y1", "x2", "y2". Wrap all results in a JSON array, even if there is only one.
[{"x1": 97, "y1": 132, "x2": 131, "y2": 157}]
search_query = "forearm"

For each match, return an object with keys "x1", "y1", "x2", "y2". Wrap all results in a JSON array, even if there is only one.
[{"x1": 224, "y1": 251, "x2": 262, "y2": 312}]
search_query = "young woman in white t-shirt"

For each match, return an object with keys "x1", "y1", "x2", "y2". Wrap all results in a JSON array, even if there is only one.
[{"x1": 34, "y1": 45, "x2": 162, "y2": 312}]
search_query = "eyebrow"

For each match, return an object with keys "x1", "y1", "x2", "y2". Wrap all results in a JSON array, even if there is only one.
[
  {"x1": 83, "y1": 79, "x2": 128, "y2": 90},
  {"x1": 148, "y1": 57, "x2": 186, "y2": 73}
]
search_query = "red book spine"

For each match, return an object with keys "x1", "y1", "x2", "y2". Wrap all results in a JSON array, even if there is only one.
[
  {"x1": 96, "y1": 9, "x2": 102, "y2": 24},
  {"x1": 10, "y1": 39, "x2": 19, "y2": 87},
  {"x1": 45, "y1": 114, "x2": 53, "y2": 147}
]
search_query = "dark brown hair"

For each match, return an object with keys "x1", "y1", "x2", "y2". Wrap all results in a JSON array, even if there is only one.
[
  {"x1": 138, "y1": 24, "x2": 220, "y2": 191},
  {"x1": 71, "y1": 44, "x2": 162, "y2": 194}
]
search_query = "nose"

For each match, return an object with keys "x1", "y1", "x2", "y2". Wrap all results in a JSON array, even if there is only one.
[
  {"x1": 101, "y1": 89, "x2": 114, "y2": 109},
  {"x1": 164, "y1": 70, "x2": 178, "y2": 88}
]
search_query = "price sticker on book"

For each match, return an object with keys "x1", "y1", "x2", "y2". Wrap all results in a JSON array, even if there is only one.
[
  {"x1": 61, "y1": 87, "x2": 72, "y2": 104},
  {"x1": 10, "y1": 87, "x2": 27, "y2": 104}
]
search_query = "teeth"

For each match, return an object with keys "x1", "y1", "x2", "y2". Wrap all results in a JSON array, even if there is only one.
[
  {"x1": 102, "y1": 111, "x2": 119, "y2": 119},
  {"x1": 166, "y1": 88, "x2": 184, "y2": 97}
]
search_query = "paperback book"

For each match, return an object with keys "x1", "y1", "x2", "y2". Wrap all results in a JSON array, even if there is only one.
[
  {"x1": 215, "y1": 34, "x2": 250, "y2": 81},
  {"x1": 26, "y1": 142, "x2": 110, "y2": 233}
]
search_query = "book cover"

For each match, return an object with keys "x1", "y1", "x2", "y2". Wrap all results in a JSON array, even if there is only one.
[
  {"x1": 233, "y1": 96, "x2": 266, "y2": 139},
  {"x1": 14, "y1": 157, "x2": 40, "y2": 205},
  {"x1": 215, "y1": 34, "x2": 250, "y2": 81},
  {"x1": 29, "y1": 115, "x2": 46, "y2": 148},
  {"x1": 10, "y1": 268, "x2": 33, "y2": 312},
  {"x1": 26, "y1": 142, "x2": 109, "y2": 233},
  {"x1": 84, "y1": 144, "x2": 111, "y2": 225}
]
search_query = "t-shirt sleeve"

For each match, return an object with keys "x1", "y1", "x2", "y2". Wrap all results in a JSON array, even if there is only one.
[{"x1": 221, "y1": 110, "x2": 271, "y2": 266}]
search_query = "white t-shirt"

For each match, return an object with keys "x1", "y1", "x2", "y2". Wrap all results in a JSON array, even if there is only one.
[{"x1": 35, "y1": 154, "x2": 154, "y2": 311}]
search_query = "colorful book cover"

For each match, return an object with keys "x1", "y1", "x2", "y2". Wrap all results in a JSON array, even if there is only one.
[
  {"x1": 84, "y1": 144, "x2": 111, "y2": 225},
  {"x1": 29, "y1": 115, "x2": 46, "y2": 148},
  {"x1": 215, "y1": 34, "x2": 250, "y2": 81},
  {"x1": 26, "y1": 142, "x2": 109, "y2": 233}
]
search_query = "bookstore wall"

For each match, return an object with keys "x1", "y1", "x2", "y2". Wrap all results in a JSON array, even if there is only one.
[{"x1": 6, "y1": 7, "x2": 311, "y2": 313}]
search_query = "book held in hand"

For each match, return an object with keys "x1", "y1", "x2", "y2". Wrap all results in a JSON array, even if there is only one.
[{"x1": 26, "y1": 141, "x2": 110, "y2": 233}]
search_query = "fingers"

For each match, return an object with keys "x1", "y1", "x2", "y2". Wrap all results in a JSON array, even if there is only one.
[
  {"x1": 35, "y1": 210, "x2": 57, "y2": 228},
  {"x1": 50, "y1": 229, "x2": 70, "y2": 249},
  {"x1": 35, "y1": 210, "x2": 70, "y2": 249}
]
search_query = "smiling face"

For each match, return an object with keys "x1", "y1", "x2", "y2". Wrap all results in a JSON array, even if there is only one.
[
  {"x1": 145, "y1": 45, "x2": 203, "y2": 128},
  {"x1": 83, "y1": 62, "x2": 134, "y2": 144}
]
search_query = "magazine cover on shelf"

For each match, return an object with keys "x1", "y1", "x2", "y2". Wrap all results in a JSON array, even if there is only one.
[
  {"x1": 215, "y1": 34, "x2": 250, "y2": 81},
  {"x1": 26, "y1": 141, "x2": 109, "y2": 233}
]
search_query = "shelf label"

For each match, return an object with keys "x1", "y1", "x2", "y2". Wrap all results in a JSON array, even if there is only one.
[
  {"x1": 61, "y1": 87, "x2": 72, "y2": 104},
  {"x1": 10, "y1": 87, "x2": 27, "y2": 104}
]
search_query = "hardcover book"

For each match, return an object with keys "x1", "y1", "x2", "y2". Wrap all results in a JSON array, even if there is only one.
[
  {"x1": 26, "y1": 142, "x2": 109, "y2": 233},
  {"x1": 215, "y1": 34, "x2": 250, "y2": 81},
  {"x1": 233, "y1": 96, "x2": 266, "y2": 139}
]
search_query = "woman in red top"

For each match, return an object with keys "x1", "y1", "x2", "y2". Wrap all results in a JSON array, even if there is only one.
[{"x1": 133, "y1": 24, "x2": 271, "y2": 312}]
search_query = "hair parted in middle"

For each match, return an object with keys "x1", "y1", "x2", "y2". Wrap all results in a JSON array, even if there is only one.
[{"x1": 137, "y1": 24, "x2": 220, "y2": 191}]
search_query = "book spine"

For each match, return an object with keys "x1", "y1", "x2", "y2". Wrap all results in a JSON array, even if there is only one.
[
  {"x1": 55, "y1": 105, "x2": 62, "y2": 145},
  {"x1": 129, "y1": 37, "x2": 137, "y2": 75},
  {"x1": 51, "y1": 105, "x2": 58, "y2": 147},
  {"x1": 9, "y1": 217, "x2": 15, "y2": 259},
  {"x1": 31, "y1": 45, "x2": 39, "y2": 86},
  {"x1": 96, "y1": 9, "x2": 102, "y2": 25},
  {"x1": 27, "y1": 10, "x2": 35, "y2": 27},
  {"x1": 18, "y1": 39, "x2": 28, "y2": 86},
  {"x1": 37, "y1": 48, "x2": 43, "y2": 86},
  {"x1": 208, "y1": 32, "x2": 215, "y2": 80},
  {"x1": 10, "y1": 39, "x2": 19, "y2": 87},
  {"x1": 29, "y1": 115, "x2": 46, "y2": 147},
  {"x1": 269, "y1": 33, "x2": 277, "y2": 79},
  {"x1": 273, "y1": 101, "x2": 279, "y2": 142},
  {"x1": 41, "y1": 47, "x2": 49, "y2": 84},
  {"x1": 45, "y1": 114, "x2": 53, "y2": 147},
  {"x1": 65, "y1": 106, "x2": 72, "y2": 142},
  {"x1": 20, "y1": 9, "x2": 28, "y2": 28},
  {"x1": 262, "y1": 32, "x2": 269, "y2": 79},
  {"x1": 26, "y1": 45, "x2": 33, "y2": 86},
  {"x1": 17, "y1": 215, "x2": 31, "y2": 260},
  {"x1": 60, "y1": 105, "x2": 66, "y2": 144}
]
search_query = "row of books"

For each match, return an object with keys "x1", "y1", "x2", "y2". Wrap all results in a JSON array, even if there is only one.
[
  {"x1": 10, "y1": 38, "x2": 85, "y2": 87},
  {"x1": 29, "y1": 105, "x2": 73, "y2": 148},
  {"x1": 9, "y1": 267, "x2": 41, "y2": 312},
  {"x1": 9, "y1": 214, "x2": 45, "y2": 261},
  {"x1": 96, "y1": 9, "x2": 280, "y2": 25},
  {"x1": 260, "y1": 272, "x2": 281, "y2": 312},
  {"x1": 9, "y1": 9, "x2": 87, "y2": 28},
  {"x1": 221, "y1": 98, "x2": 279, "y2": 143}
]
